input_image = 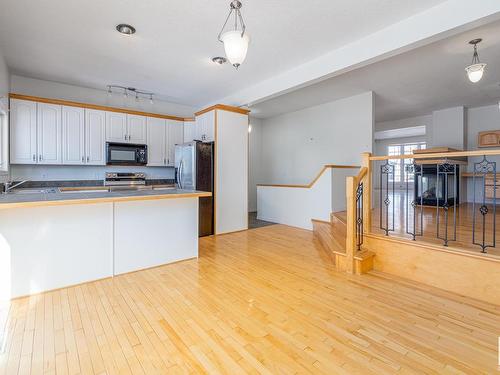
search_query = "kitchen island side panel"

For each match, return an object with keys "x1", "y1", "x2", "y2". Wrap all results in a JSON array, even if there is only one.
[
  {"x1": 113, "y1": 197, "x2": 198, "y2": 275},
  {"x1": 1, "y1": 203, "x2": 113, "y2": 299}
]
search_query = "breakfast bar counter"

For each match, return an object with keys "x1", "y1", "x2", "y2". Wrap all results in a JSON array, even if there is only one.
[{"x1": 0, "y1": 188, "x2": 211, "y2": 299}]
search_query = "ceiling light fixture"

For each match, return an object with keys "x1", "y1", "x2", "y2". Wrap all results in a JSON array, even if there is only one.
[
  {"x1": 465, "y1": 39, "x2": 486, "y2": 83},
  {"x1": 217, "y1": 0, "x2": 250, "y2": 69},
  {"x1": 212, "y1": 56, "x2": 228, "y2": 65},
  {"x1": 107, "y1": 85, "x2": 154, "y2": 104},
  {"x1": 116, "y1": 24, "x2": 136, "y2": 35}
]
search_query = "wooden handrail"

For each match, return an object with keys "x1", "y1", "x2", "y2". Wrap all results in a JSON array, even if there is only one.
[
  {"x1": 256, "y1": 164, "x2": 360, "y2": 189},
  {"x1": 370, "y1": 149, "x2": 500, "y2": 161},
  {"x1": 355, "y1": 167, "x2": 368, "y2": 182}
]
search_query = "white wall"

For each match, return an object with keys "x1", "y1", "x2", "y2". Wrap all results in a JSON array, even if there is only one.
[
  {"x1": 0, "y1": 49, "x2": 10, "y2": 182},
  {"x1": 216, "y1": 110, "x2": 248, "y2": 234},
  {"x1": 11, "y1": 75, "x2": 196, "y2": 118},
  {"x1": 376, "y1": 114, "x2": 432, "y2": 132},
  {"x1": 248, "y1": 117, "x2": 263, "y2": 212},
  {"x1": 258, "y1": 91, "x2": 373, "y2": 185}
]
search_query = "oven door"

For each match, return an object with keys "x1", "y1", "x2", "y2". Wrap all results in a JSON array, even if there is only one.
[{"x1": 106, "y1": 143, "x2": 146, "y2": 165}]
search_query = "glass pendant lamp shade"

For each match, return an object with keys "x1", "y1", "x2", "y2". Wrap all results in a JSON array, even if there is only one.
[
  {"x1": 465, "y1": 39, "x2": 486, "y2": 83},
  {"x1": 221, "y1": 30, "x2": 250, "y2": 68},
  {"x1": 465, "y1": 63, "x2": 486, "y2": 83}
]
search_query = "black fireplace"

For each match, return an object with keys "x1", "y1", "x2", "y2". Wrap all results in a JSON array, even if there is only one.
[{"x1": 414, "y1": 164, "x2": 459, "y2": 206}]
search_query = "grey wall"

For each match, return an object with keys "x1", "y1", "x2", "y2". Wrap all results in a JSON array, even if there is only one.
[
  {"x1": 248, "y1": 117, "x2": 263, "y2": 212},
  {"x1": 428, "y1": 106, "x2": 466, "y2": 149},
  {"x1": 258, "y1": 91, "x2": 373, "y2": 185},
  {"x1": 466, "y1": 104, "x2": 500, "y2": 202},
  {"x1": 0, "y1": 49, "x2": 8, "y2": 97}
]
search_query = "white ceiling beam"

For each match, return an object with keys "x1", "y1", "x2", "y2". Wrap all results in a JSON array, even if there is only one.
[{"x1": 215, "y1": 0, "x2": 500, "y2": 108}]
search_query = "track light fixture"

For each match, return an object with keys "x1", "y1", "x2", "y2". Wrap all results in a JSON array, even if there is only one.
[{"x1": 107, "y1": 85, "x2": 155, "y2": 104}]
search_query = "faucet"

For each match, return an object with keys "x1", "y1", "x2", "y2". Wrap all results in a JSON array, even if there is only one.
[{"x1": 3, "y1": 180, "x2": 29, "y2": 193}]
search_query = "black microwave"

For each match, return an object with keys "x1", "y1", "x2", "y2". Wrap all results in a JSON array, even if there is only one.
[{"x1": 106, "y1": 142, "x2": 148, "y2": 166}]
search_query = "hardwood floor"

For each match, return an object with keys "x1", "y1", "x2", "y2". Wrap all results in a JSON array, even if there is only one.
[
  {"x1": 371, "y1": 189, "x2": 500, "y2": 257},
  {"x1": 1, "y1": 225, "x2": 500, "y2": 374}
]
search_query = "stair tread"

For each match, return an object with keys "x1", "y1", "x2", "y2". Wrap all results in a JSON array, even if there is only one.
[{"x1": 331, "y1": 211, "x2": 347, "y2": 225}]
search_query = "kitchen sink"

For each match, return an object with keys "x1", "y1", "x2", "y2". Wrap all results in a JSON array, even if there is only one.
[{"x1": 152, "y1": 186, "x2": 176, "y2": 191}]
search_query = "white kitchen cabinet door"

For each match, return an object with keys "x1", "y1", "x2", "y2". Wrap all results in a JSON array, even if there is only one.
[
  {"x1": 37, "y1": 102, "x2": 62, "y2": 164},
  {"x1": 167, "y1": 120, "x2": 184, "y2": 166},
  {"x1": 106, "y1": 112, "x2": 127, "y2": 142},
  {"x1": 195, "y1": 111, "x2": 215, "y2": 142},
  {"x1": 127, "y1": 114, "x2": 147, "y2": 144},
  {"x1": 147, "y1": 117, "x2": 166, "y2": 166},
  {"x1": 183, "y1": 121, "x2": 195, "y2": 142},
  {"x1": 10, "y1": 99, "x2": 37, "y2": 164},
  {"x1": 62, "y1": 106, "x2": 85, "y2": 165},
  {"x1": 85, "y1": 109, "x2": 106, "y2": 165}
]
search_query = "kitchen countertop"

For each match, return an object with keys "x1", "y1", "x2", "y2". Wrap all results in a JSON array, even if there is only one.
[{"x1": 0, "y1": 187, "x2": 212, "y2": 210}]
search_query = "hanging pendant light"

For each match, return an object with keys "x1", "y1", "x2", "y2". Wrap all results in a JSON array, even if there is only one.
[
  {"x1": 465, "y1": 39, "x2": 487, "y2": 83},
  {"x1": 218, "y1": 0, "x2": 250, "y2": 69}
]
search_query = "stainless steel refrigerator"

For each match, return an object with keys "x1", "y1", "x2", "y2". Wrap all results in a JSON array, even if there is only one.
[{"x1": 175, "y1": 141, "x2": 214, "y2": 237}]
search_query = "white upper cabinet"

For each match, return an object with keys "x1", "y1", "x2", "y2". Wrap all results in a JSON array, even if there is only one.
[
  {"x1": 167, "y1": 120, "x2": 184, "y2": 166},
  {"x1": 36, "y1": 103, "x2": 62, "y2": 164},
  {"x1": 62, "y1": 106, "x2": 85, "y2": 165},
  {"x1": 106, "y1": 112, "x2": 127, "y2": 143},
  {"x1": 105, "y1": 112, "x2": 147, "y2": 144},
  {"x1": 10, "y1": 99, "x2": 37, "y2": 164},
  {"x1": 183, "y1": 121, "x2": 195, "y2": 143},
  {"x1": 147, "y1": 117, "x2": 167, "y2": 166},
  {"x1": 85, "y1": 109, "x2": 106, "y2": 165},
  {"x1": 195, "y1": 111, "x2": 215, "y2": 142},
  {"x1": 127, "y1": 114, "x2": 147, "y2": 144}
]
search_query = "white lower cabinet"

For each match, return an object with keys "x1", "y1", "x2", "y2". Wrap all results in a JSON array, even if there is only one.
[{"x1": 147, "y1": 118, "x2": 184, "y2": 166}]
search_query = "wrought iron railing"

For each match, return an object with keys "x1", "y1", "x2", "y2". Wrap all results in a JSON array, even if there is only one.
[
  {"x1": 355, "y1": 181, "x2": 363, "y2": 251},
  {"x1": 367, "y1": 150, "x2": 499, "y2": 254}
]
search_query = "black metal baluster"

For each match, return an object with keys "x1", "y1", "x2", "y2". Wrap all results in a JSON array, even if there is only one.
[
  {"x1": 355, "y1": 182, "x2": 363, "y2": 251},
  {"x1": 472, "y1": 156, "x2": 496, "y2": 253},
  {"x1": 436, "y1": 162, "x2": 457, "y2": 246},
  {"x1": 380, "y1": 161, "x2": 395, "y2": 236},
  {"x1": 405, "y1": 163, "x2": 423, "y2": 240}
]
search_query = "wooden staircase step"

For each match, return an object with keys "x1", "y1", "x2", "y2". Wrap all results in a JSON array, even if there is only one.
[{"x1": 331, "y1": 211, "x2": 347, "y2": 225}]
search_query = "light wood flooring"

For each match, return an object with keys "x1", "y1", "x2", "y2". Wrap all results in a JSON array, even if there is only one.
[
  {"x1": 371, "y1": 190, "x2": 500, "y2": 257},
  {"x1": 1, "y1": 225, "x2": 500, "y2": 374}
]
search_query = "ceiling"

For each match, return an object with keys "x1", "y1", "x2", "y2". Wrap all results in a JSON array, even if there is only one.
[
  {"x1": 0, "y1": 0, "x2": 446, "y2": 108},
  {"x1": 250, "y1": 19, "x2": 500, "y2": 122}
]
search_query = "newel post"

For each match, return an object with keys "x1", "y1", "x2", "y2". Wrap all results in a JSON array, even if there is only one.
[
  {"x1": 361, "y1": 152, "x2": 372, "y2": 233},
  {"x1": 345, "y1": 176, "x2": 357, "y2": 274}
]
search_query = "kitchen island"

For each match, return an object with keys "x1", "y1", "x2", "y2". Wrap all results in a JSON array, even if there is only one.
[{"x1": 0, "y1": 188, "x2": 211, "y2": 299}]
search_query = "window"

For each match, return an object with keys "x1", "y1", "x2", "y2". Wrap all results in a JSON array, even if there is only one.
[{"x1": 387, "y1": 142, "x2": 426, "y2": 183}]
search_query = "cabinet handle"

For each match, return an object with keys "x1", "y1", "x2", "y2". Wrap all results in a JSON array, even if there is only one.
[
  {"x1": 39, "y1": 154, "x2": 42, "y2": 161},
  {"x1": 33, "y1": 154, "x2": 36, "y2": 162},
  {"x1": 82, "y1": 156, "x2": 85, "y2": 162},
  {"x1": 124, "y1": 134, "x2": 127, "y2": 141},
  {"x1": 87, "y1": 156, "x2": 90, "y2": 162},
  {"x1": 163, "y1": 158, "x2": 166, "y2": 165},
  {"x1": 127, "y1": 135, "x2": 131, "y2": 141}
]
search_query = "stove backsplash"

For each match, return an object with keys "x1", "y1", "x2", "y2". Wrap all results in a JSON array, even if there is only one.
[{"x1": 9, "y1": 164, "x2": 175, "y2": 182}]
